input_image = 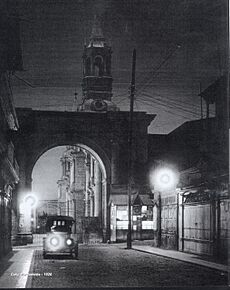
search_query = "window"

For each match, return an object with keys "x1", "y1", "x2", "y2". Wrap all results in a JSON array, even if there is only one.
[
  {"x1": 116, "y1": 206, "x2": 128, "y2": 221},
  {"x1": 117, "y1": 221, "x2": 128, "y2": 229},
  {"x1": 66, "y1": 162, "x2": 70, "y2": 172},
  {"x1": 141, "y1": 206, "x2": 147, "y2": 214},
  {"x1": 142, "y1": 221, "x2": 154, "y2": 229},
  {"x1": 94, "y1": 56, "x2": 104, "y2": 76},
  {"x1": 116, "y1": 206, "x2": 128, "y2": 229}
]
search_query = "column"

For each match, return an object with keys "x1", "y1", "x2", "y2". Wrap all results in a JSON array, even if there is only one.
[
  {"x1": 72, "y1": 148, "x2": 86, "y2": 243},
  {"x1": 90, "y1": 156, "x2": 95, "y2": 185},
  {"x1": 72, "y1": 149, "x2": 86, "y2": 217},
  {"x1": 94, "y1": 161, "x2": 102, "y2": 217},
  {"x1": 101, "y1": 178, "x2": 108, "y2": 241},
  {"x1": 60, "y1": 157, "x2": 66, "y2": 176},
  {"x1": 111, "y1": 141, "x2": 120, "y2": 184},
  {"x1": 73, "y1": 199, "x2": 77, "y2": 234},
  {"x1": 90, "y1": 193, "x2": 94, "y2": 217},
  {"x1": 85, "y1": 155, "x2": 90, "y2": 216}
]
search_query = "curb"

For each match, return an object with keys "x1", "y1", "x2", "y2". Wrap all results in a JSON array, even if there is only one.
[
  {"x1": 132, "y1": 247, "x2": 228, "y2": 273},
  {"x1": 25, "y1": 249, "x2": 36, "y2": 288}
]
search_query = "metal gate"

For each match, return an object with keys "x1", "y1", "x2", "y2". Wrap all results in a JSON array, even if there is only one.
[
  {"x1": 181, "y1": 191, "x2": 215, "y2": 255},
  {"x1": 160, "y1": 195, "x2": 178, "y2": 250}
]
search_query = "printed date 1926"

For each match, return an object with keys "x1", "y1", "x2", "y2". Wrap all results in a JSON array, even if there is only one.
[{"x1": 43, "y1": 272, "x2": 52, "y2": 276}]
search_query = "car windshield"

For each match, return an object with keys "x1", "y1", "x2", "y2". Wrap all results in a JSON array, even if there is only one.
[{"x1": 49, "y1": 220, "x2": 72, "y2": 233}]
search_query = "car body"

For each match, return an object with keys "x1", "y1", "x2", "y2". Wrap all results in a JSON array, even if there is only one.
[{"x1": 43, "y1": 215, "x2": 78, "y2": 259}]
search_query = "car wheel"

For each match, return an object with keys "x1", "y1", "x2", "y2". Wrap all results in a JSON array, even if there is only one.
[
  {"x1": 74, "y1": 251, "x2": 78, "y2": 259},
  {"x1": 73, "y1": 246, "x2": 78, "y2": 259}
]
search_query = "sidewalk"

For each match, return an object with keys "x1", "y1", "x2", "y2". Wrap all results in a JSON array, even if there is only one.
[
  {"x1": 132, "y1": 242, "x2": 229, "y2": 273},
  {"x1": 0, "y1": 247, "x2": 34, "y2": 288}
]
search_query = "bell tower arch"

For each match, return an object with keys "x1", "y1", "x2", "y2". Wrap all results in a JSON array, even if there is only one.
[{"x1": 81, "y1": 15, "x2": 117, "y2": 112}]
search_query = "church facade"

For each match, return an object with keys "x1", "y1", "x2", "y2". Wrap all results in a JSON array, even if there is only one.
[{"x1": 57, "y1": 146, "x2": 104, "y2": 243}]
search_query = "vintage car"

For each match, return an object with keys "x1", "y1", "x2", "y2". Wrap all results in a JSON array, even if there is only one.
[{"x1": 43, "y1": 215, "x2": 78, "y2": 259}]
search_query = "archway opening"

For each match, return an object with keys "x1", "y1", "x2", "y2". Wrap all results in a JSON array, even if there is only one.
[{"x1": 26, "y1": 144, "x2": 108, "y2": 243}]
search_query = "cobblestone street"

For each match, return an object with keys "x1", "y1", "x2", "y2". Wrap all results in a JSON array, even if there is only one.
[{"x1": 26, "y1": 244, "x2": 228, "y2": 288}]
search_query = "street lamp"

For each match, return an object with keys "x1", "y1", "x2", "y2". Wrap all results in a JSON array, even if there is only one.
[
  {"x1": 150, "y1": 167, "x2": 179, "y2": 191},
  {"x1": 23, "y1": 193, "x2": 38, "y2": 232},
  {"x1": 24, "y1": 194, "x2": 37, "y2": 209}
]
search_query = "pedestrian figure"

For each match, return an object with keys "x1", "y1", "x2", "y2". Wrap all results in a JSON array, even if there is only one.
[{"x1": 84, "y1": 227, "x2": 89, "y2": 245}]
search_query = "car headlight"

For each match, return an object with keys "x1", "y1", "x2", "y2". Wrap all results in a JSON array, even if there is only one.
[
  {"x1": 50, "y1": 237, "x2": 59, "y2": 246},
  {"x1": 66, "y1": 238, "x2": 73, "y2": 246}
]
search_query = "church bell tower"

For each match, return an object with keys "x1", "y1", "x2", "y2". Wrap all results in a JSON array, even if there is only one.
[{"x1": 80, "y1": 16, "x2": 117, "y2": 112}]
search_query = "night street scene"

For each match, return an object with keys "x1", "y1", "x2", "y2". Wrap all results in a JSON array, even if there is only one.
[{"x1": 0, "y1": 0, "x2": 229, "y2": 289}]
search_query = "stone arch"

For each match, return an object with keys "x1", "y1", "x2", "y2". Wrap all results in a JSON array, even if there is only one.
[
  {"x1": 19, "y1": 133, "x2": 111, "y2": 241},
  {"x1": 27, "y1": 134, "x2": 111, "y2": 185}
]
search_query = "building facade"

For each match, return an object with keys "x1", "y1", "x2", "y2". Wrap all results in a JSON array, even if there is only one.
[
  {"x1": 0, "y1": 2, "x2": 23, "y2": 258},
  {"x1": 147, "y1": 75, "x2": 229, "y2": 262}
]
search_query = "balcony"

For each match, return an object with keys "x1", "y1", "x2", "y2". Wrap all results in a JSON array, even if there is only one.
[{"x1": 82, "y1": 76, "x2": 113, "y2": 92}]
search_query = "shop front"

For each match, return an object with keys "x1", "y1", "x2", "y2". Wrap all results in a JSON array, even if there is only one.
[{"x1": 110, "y1": 193, "x2": 157, "y2": 242}]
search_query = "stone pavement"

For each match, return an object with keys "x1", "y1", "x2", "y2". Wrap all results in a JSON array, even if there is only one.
[
  {"x1": 0, "y1": 246, "x2": 34, "y2": 288},
  {"x1": 0, "y1": 242, "x2": 228, "y2": 288},
  {"x1": 132, "y1": 243, "x2": 229, "y2": 273}
]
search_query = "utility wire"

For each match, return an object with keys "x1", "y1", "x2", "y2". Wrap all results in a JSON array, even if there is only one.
[
  {"x1": 137, "y1": 96, "x2": 199, "y2": 119},
  {"x1": 142, "y1": 88, "x2": 202, "y2": 110},
  {"x1": 134, "y1": 99, "x2": 139, "y2": 111},
  {"x1": 141, "y1": 91, "x2": 215, "y2": 116},
  {"x1": 141, "y1": 93, "x2": 201, "y2": 117},
  {"x1": 141, "y1": 97, "x2": 201, "y2": 118},
  {"x1": 135, "y1": 99, "x2": 196, "y2": 120},
  {"x1": 136, "y1": 44, "x2": 181, "y2": 94},
  {"x1": 115, "y1": 96, "x2": 129, "y2": 105},
  {"x1": 13, "y1": 73, "x2": 35, "y2": 88}
]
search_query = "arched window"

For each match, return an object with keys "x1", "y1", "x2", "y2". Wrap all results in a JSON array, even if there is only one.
[
  {"x1": 94, "y1": 56, "x2": 104, "y2": 76},
  {"x1": 86, "y1": 58, "x2": 91, "y2": 75}
]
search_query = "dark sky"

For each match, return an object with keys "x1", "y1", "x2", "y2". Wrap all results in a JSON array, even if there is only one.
[
  {"x1": 32, "y1": 146, "x2": 65, "y2": 200},
  {"x1": 12, "y1": 0, "x2": 228, "y2": 133}
]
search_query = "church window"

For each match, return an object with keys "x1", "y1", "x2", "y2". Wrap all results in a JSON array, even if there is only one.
[{"x1": 94, "y1": 56, "x2": 104, "y2": 76}]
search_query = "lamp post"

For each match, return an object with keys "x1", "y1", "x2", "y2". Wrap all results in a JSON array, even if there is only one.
[
  {"x1": 150, "y1": 166, "x2": 179, "y2": 248},
  {"x1": 23, "y1": 193, "x2": 37, "y2": 232},
  {"x1": 127, "y1": 48, "x2": 136, "y2": 249}
]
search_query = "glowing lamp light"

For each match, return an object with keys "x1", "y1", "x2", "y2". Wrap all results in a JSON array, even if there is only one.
[
  {"x1": 66, "y1": 238, "x2": 73, "y2": 246},
  {"x1": 50, "y1": 237, "x2": 59, "y2": 246},
  {"x1": 24, "y1": 193, "x2": 37, "y2": 208},
  {"x1": 150, "y1": 167, "x2": 179, "y2": 191},
  {"x1": 160, "y1": 173, "x2": 170, "y2": 184}
]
